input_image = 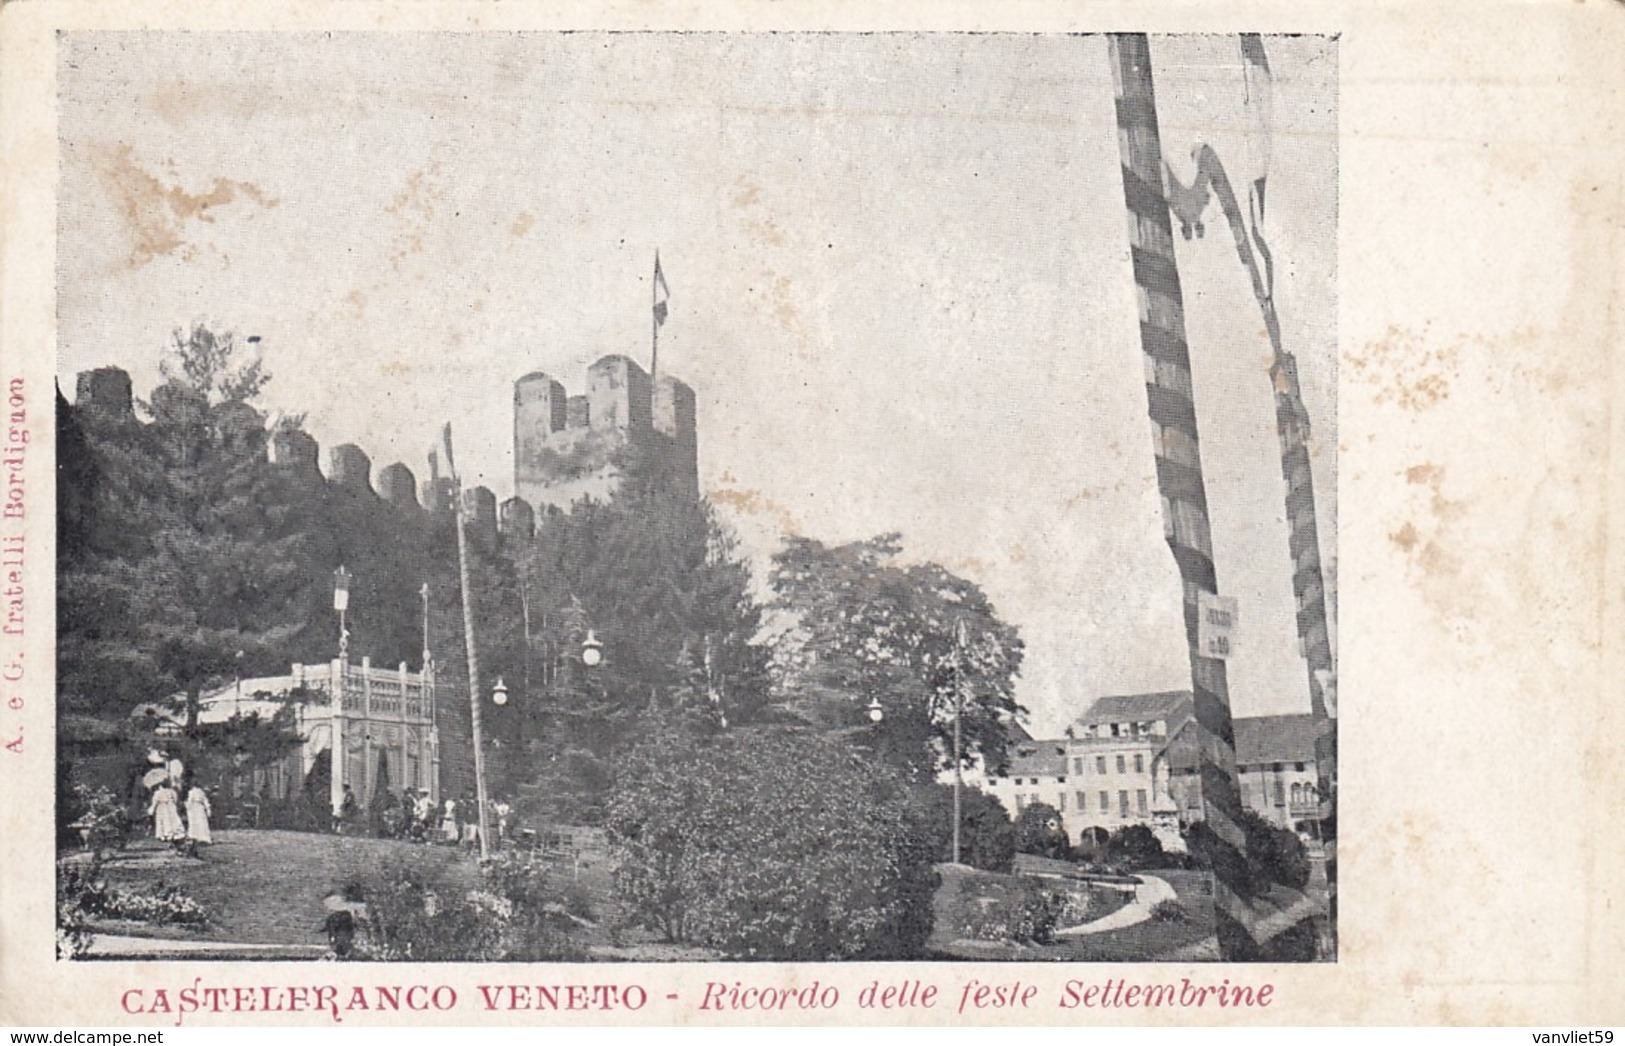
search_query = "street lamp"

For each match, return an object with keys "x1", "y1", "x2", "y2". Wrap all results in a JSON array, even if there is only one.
[
  {"x1": 581, "y1": 630, "x2": 603, "y2": 668},
  {"x1": 491, "y1": 677, "x2": 508, "y2": 707},
  {"x1": 866, "y1": 697, "x2": 884, "y2": 724},
  {"x1": 952, "y1": 617, "x2": 969, "y2": 867},
  {"x1": 333, "y1": 566, "x2": 351, "y2": 660}
]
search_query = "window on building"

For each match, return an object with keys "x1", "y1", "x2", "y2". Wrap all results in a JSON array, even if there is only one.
[
  {"x1": 1118, "y1": 790, "x2": 1130, "y2": 817},
  {"x1": 1110, "y1": 723, "x2": 1121, "y2": 737},
  {"x1": 1134, "y1": 753, "x2": 1144, "y2": 774},
  {"x1": 1096, "y1": 756, "x2": 1107, "y2": 774},
  {"x1": 1116, "y1": 755, "x2": 1126, "y2": 774},
  {"x1": 1057, "y1": 776, "x2": 1066, "y2": 783},
  {"x1": 1100, "y1": 791, "x2": 1110, "y2": 813},
  {"x1": 1074, "y1": 757, "x2": 1084, "y2": 775},
  {"x1": 1077, "y1": 791, "x2": 1087, "y2": 810},
  {"x1": 1295, "y1": 762, "x2": 1306, "y2": 772},
  {"x1": 1136, "y1": 789, "x2": 1148, "y2": 815},
  {"x1": 1057, "y1": 793, "x2": 1066, "y2": 811},
  {"x1": 1274, "y1": 779, "x2": 1286, "y2": 806}
]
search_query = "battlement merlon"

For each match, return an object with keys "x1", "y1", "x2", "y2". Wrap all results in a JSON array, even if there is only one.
[
  {"x1": 329, "y1": 443, "x2": 374, "y2": 495},
  {"x1": 75, "y1": 367, "x2": 134, "y2": 419},
  {"x1": 499, "y1": 495, "x2": 536, "y2": 541},
  {"x1": 588, "y1": 355, "x2": 653, "y2": 436},
  {"x1": 378, "y1": 463, "x2": 419, "y2": 509}
]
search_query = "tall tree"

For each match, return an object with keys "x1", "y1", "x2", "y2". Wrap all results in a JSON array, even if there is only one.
[
  {"x1": 767, "y1": 534, "x2": 1026, "y2": 777},
  {"x1": 129, "y1": 327, "x2": 314, "y2": 731}
]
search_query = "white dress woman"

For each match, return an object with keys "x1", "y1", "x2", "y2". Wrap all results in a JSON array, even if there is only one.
[
  {"x1": 148, "y1": 783, "x2": 184, "y2": 844},
  {"x1": 440, "y1": 799, "x2": 459, "y2": 844},
  {"x1": 185, "y1": 785, "x2": 213, "y2": 845}
]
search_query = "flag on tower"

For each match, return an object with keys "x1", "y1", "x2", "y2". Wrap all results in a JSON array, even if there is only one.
[
  {"x1": 652, "y1": 252, "x2": 671, "y2": 327},
  {"x1": 1239, "y1": 34, "x2": 1273, "y2": 230},
  {"x1": 430, "y1": 422, "x2": 458, "y2": 483}
]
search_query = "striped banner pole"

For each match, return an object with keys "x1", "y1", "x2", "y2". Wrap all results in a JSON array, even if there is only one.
[
  {"x1": 1106, "y1": 33, "x2": 1256, "y2": 952},
  {"x1": 1187, "y1": 130, "x2": 1336, "y2": 726}
]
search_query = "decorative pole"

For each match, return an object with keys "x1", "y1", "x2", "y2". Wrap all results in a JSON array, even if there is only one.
[
  {"x1": 440, "y1": 424, "x2": 493, "y2": 860},
  {"x1": 1107, "y1": 33, "x2": 1252, "y2": 953},
  {"x1": 420, "y1": 582, "x2": 432, "y2": 674},
  {"x1": 952, "y1": 617, "x2": 967, "y2": 866},
  {"x1": 333, "y1": 566, "x2": 351, "y2": 661}
]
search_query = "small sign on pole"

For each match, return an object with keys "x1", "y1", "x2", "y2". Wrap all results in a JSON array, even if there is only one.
[{"x1": 1198, "y1": 591, "x2": 1238, "y2": 660}]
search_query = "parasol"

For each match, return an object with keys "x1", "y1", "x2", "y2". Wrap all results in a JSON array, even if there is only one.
[{"x1": 141, "y1": 768, "x2": 170, "y2": 788}]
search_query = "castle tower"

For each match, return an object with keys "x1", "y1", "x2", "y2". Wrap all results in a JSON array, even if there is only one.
[{"x1": 512, "y1": 354, "x2": 698, "y2": 514}]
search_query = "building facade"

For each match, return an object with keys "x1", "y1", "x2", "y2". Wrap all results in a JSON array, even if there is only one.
[
  {"x1": 983, "y1": 690, "x2": 1204, "y2": 852},
  {"x1": 1234, "y1": 713, "x2": 1330, "y2": 831},
  {"x1": 140, "y1": 659, "x2": 441, "y2": 814}
]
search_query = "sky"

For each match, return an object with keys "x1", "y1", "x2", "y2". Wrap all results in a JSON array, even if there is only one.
[{"x1": 56, "y1": 32, "x2": 1337, "y2": 734}]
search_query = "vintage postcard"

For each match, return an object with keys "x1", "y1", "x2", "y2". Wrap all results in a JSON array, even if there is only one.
[{"x1": 1, "y1": 0, "x2": 1621, "y2": 1029}]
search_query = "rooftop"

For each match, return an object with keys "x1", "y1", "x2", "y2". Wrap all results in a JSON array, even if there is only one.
[
  {"x1": 1002, "y1": 739, "x2": 1068, "y2": 778},
  {"x1": 1072, "y1": 689, "x2": 1194, "y2": 730},
  {"x1": 1234, "y1": 714, "x2": 1331, "y2": 765}
]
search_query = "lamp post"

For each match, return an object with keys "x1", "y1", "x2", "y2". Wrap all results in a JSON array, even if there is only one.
[
  {"x1": 333, "y1": 566, "x2": 351, "y2": 661},
  {"x1": 952, "y1": 617, "x2": 968, "y2": 867},
  {"x1": 581, "y1": 630, "x2": 603, "y2": 668}
]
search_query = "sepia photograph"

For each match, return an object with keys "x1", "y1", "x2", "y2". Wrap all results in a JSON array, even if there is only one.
[{"x1": 47, "y1": 29, "x2": 1341, "y2": 967}]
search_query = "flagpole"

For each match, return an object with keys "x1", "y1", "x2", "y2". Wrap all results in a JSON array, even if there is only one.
[
  {"x1": 650, "y1": 251, "x2": 661, "y2": 388},
  {"x1": 446, "y1": 432, "x2": 494, "y2": 861}
]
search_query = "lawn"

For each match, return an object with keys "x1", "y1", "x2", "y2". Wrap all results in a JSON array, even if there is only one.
[
  {"x1": 75, "y1": 829, "x2": 477, "y2": 947},
  {"x1": 69, "y1": 829, "x2": 720, "y2": 961}
]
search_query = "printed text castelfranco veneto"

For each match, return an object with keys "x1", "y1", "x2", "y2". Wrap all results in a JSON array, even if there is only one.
[{"x1": 115, "y1": 976, "x2": 1273, "y2": 1025}]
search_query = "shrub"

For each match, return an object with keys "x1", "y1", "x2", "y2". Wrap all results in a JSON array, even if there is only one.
[
  {"x1": 103, "y1": 883, "x2": 210, "y2": 926},
  {"x1": 355, "y1": 857, "x2": 588, "y2": 962},
  {"x1": 914, "y1": 783, "x2": 1017, "y2": 872},
  {"x1": 362, "y1": 870, "x2": 498, "y2": 961},
  {"x1": 1150, "y1": 899, "x2": 1190, "y2": 923},
  {"x1": 57, "y1": 856, "x2": 210, "y2": 939},
  {"x1": 1104, "y1": 824, "x2": 1167, "y2": 871},
  {"x1": 63, "y1": 783, "x2": 132, "y2": 856},
  {"x1": 961, "y1": 880, "x2": 1067, "y2": 944},
  {"x1": 1238, "y1": 810, "x2": 1310, "y2": 892},
  {"x1": 1014, "y1": 803, "x2": 1069, "y2": 860},
  {"x1": 606, "y1": 723, "x2": 937, "y2": 960}
]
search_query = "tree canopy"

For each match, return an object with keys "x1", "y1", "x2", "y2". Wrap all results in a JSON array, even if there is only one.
[{"x1": 767, "y1": 533, "x2": 1026, "y2": 776}]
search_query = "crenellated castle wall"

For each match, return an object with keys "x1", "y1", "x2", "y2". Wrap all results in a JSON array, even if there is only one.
[
  {"x1": 71, "y1": 368, "x2": 537, "y2": 548},
  {"x1": 70, "y1": 356, "x2": 699, "y2": 544}
]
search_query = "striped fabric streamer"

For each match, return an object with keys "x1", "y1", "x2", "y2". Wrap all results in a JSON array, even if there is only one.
[
  {"x1": 1106, "y1": 34, "x2": 1256, "y2": 947},
  {"x1": 1185, "y1": 95, "x2": 1336, "y2": 724}
]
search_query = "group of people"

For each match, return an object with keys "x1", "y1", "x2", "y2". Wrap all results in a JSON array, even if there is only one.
[
  {"x1": 146, "y1": 779, "x2": 212, "y2": 856},
  {"x1": 333, "y1": 786, "x2": 511, "y2": 850}
]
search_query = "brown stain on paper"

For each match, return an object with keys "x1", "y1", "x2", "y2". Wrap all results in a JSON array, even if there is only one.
[
  {"x1": 710, "y1": 487, "x2": 801, "y2": 539},
  {"x1": 385, "y1": 163, "x2": 445, "y2": 271},
  {"x1": 1345, "y1": 324, "x2": 1460, "y2": 410},
  {"x1": 94, "y1": 143, "x2": 279, "y2": 267}
]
